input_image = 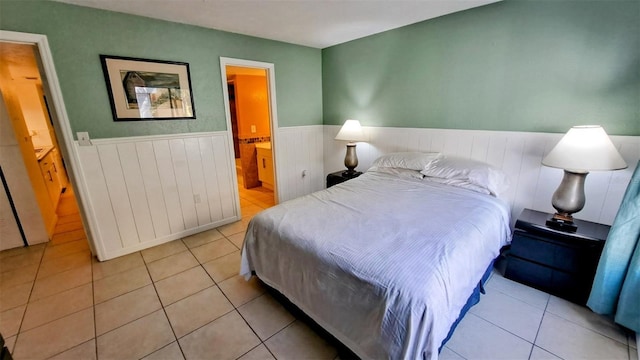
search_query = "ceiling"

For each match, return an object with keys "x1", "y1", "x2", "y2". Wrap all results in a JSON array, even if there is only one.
[{"x1": 52, "y1": 0, "x2": 500, "y2": 49}]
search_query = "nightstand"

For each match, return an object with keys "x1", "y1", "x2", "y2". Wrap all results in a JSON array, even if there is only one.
[
  {"x1": 326, "y1": 170, "x2": 362, "y2": 188},
  {"x1": 505, "y1": 208, "x2": 609, "y2": 305}
]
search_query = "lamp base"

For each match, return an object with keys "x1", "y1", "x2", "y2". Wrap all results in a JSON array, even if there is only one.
[
  {"x1": 546, "y1": 214, "x2": 577, "y2": 232},
  {"x1": 343, "y1": 143, "x2": 359, "y2": 172}
]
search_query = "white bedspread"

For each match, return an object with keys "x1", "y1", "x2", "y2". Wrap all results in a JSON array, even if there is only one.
[{"x1": 240, "y1": 172, "x2": 511, "y2": 359}]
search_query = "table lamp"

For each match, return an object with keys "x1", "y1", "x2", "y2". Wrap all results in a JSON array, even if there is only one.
[
  {"x1": 335, "y1": 119, "x2": 366, "y2": 174},
  {"x1": 542, "y1": 125, "x2": 627, "y2": 232}
]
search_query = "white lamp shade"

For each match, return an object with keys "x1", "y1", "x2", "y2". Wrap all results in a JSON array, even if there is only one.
[
  {"x1": 542, "y1": 125, "x2": 627, "y2": 172},
  {"x1": 335, "y1": 119, "x2": 366, "y2": 142}
]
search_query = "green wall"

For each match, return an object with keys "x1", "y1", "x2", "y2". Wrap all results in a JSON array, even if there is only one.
[
  {"x1": 0, "y1": 1, "x2": 323, "y2": 138},
  {"x1": 322, "y1": 0, "x2": 640, "y2": 136}
]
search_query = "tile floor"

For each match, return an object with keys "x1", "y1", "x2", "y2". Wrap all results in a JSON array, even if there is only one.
[{"x1": 1, "y1": 185, "x2": 637, "y2": 359}]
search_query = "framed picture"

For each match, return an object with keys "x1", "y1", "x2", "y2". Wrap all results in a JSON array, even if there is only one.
[{"x1": 100, "y1": 55, "x2": 196, "y2": 121}]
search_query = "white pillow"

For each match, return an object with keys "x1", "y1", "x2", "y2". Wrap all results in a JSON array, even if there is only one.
[
  {"x1": 423, "y1": 176, "x2": 491, "y2": 195},
  {"x1": 420, "y1": 156, "x2": 509, "y2": 197},
  {"x1": 372, "y1": 152, "x2": 442, "y2": 171},
  {"x1": 367, "y1": 166, "x2": 425, "y2": 179}
]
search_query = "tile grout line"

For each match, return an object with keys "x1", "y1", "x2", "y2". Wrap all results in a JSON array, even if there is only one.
[
  {"x1": 10, "y1": 241, "x2": 47, "y2": 356},
  {"x1": 142, "y1": 247, "x2": 183, "y2": 359},
  {"x1": 527, "y1": 290, "x2": 551, "y2": 359},
  {"x1": 91, "y1": 253, "x2": 98, "y2": 360}
]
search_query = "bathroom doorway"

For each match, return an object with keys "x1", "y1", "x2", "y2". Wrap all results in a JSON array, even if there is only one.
[
  {"x1": 220, "y1": 58, "x2": 278, "y2": 217},
  {"x1": 0, "y1": 41, "x2": 87, "y2": 251}
]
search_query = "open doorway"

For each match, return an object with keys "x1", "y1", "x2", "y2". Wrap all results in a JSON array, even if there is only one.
[
  {"x1": 0, "y1": 41, "x2": 86, "y2": 251},
  {"x1": 222, "y1": 60, "x2": 278, "y2": 215}
]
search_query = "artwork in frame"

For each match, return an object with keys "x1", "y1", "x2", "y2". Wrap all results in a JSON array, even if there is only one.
[{"x1": 100, "y1": 55, "x2": 196, "y2": 121}]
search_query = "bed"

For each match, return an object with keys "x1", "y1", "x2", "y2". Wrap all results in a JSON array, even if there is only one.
[{"x1": 240, "y1": 153, "x2": 512, "y2": 359}]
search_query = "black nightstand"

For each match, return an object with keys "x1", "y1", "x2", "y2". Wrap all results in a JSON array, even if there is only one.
[
  {"x1": 326, "y1": 170, "x2": 362, "y2": 188},
  {"x1": 505, "y1": 208, "x2": 609, "y2": 305}
]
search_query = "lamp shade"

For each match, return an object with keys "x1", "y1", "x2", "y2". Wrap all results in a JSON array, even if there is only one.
[
  {"x1": 542, "y1": 125, "x2": 627, "y2": 173},
  {"x1": 335, "y1": 119, "x2": 366, "y2": 142}
]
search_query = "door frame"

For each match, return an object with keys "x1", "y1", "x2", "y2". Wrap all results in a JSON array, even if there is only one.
[
  {"x1": 219, "y1": 57, "x2": 280, "y2": 209},
  {"x1": 0, "y1": 30, "x2": 101, "y2": 258}
]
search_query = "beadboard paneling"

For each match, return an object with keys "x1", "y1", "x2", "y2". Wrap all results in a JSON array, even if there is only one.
[
  {"x1": 276, "y1": 126, "x2": 325, "y2": 202},
  {"x1": 75, "y1": 132, "x2": 240, "y2": 260},
  {"x1": 324, "y1": 126, "x2": 640, "y2": 226}
]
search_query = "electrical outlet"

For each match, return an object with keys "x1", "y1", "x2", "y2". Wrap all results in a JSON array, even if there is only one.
[
  {"x1": 301, "y1": 170, "x2": 307, "y2": 178},
  {"x1": 194, "y1": 194, "x2": 201, "y2": 203},
  {"x1": 77, "y1": 132, "x2": 92, "y2": 146}
]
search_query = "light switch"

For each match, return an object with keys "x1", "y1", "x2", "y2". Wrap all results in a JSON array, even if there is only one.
[
  {"x1": 251, "y1": 125, "x2": 256, "y2": 133},
  {"x1": 77, "y1": 132, "x2": 92, "y2": 146}
]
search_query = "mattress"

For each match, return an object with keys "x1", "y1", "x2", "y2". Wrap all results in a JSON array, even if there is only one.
[{"x1": 240, "y1": 171, "x2": 511, "y2": 359}]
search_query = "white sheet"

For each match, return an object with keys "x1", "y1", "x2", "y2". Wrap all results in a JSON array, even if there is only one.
[{"x1": 240, "y1": 172, "x2": 511, "y2": 359}]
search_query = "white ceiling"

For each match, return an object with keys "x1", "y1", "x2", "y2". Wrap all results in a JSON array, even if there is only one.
[{"x1": 52, "y1": 0, "x2": 500, "y2": 49}]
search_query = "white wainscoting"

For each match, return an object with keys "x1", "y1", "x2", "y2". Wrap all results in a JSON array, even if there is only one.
[
  {"x1": 324, "y1": 126, "x2": 640, "y2": 226},
  {"x1": 73, "y1": 126, "x2": 636, "y2": 260},
  {"x1": 75, "y1": 132, "x2": 239, "y2": 260},
  {"x1": 74, "y1": 126, "x2": 325, "y2": 260},
  {"x1": 275, "y1": 125, "x2": 325, "y2": 202}
]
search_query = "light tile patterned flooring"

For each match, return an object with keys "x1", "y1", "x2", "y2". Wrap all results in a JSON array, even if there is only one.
[{"x1": 1, "y1": 185, "x2": 637, "y2": 359}]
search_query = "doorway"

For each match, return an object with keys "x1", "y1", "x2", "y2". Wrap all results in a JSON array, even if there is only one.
[
  {"x1": 221, "y1": 59, "x2": 278, "y2": 216},
  {"x1": 0, "y1": 41, "x2": 87, "y2": 251}
]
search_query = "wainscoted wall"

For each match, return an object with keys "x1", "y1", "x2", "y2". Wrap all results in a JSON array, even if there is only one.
[
  {"x1": 72, "y1": 125, "x2": 636, "y2": 260},
  {"x1": 275, "y1": 126, "x2": 325, "y2": 201},
  {"x1": 324, "y1": 126, "x2": 640, "y2": 226},
  {"x1": 75, "y1": 132, "x2": 239, "y2": 260},
  {"x1": 74, "y1": 126, "x2": 325, "y2": 260}
]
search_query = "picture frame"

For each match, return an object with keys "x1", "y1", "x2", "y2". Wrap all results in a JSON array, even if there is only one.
[{"x1": 100, "y1": 55, "x2": 196, "y2": 121}]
